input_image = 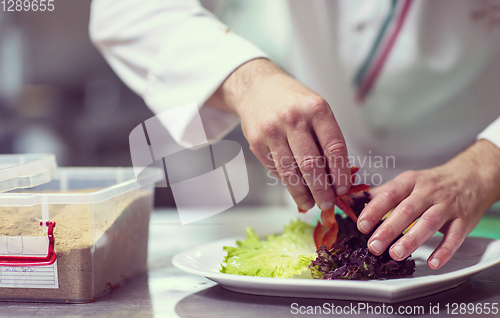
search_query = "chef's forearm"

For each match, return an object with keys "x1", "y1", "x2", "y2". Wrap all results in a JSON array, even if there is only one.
[{"x1": 207, "y1": 58, "x2": 283, "y2": 115}]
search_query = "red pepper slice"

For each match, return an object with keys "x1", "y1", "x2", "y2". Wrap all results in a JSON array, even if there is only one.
[
  {"x1": 320, "y1": 207, "x2": 336, "y2": 229},
  {"x1": 322, "y1": 222, "x2": 339, "y2": 250},
  {"x1": 336, "y1": 197, "x2": 358, "y2": 223},
  {"x1": 349, "y1": 166, "x2": 360, "y2": 184},
  {"x1": 343, "y1": 195, "x2": 353, "y2": 203},
  {"x1": 296, "y1": 165, "x2": 369, "y2": 249},
  {"x1": 313, "y1": 221, "x2": 325, "y2": 249},
  {"x1": 346, "y1": 184, "x2": 370, "y2": 195}
]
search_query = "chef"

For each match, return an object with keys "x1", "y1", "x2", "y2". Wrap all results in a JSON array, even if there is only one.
[{"x1": 89, "y1": 0, "x2": 500, "y2": 269}]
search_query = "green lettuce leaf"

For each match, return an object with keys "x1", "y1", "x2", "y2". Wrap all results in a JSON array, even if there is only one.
[{"x1": 220, "y1": 219, "x2": 317, "y2": 278}]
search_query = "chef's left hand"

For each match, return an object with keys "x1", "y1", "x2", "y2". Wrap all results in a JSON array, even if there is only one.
[{"x1": 357, "y1": 139, "x2": 500, "y2": 270}]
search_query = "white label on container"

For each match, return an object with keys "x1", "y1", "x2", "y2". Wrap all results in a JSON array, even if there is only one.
[{"x1": 0, "y1": 236, "x2": 59, "y2": 289}]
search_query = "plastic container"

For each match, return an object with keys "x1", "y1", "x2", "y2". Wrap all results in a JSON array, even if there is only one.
[
  {"x1": 0, "y1": 166, "x2": 162, "y2": 303},
  {"x1": 0, "y1": 154, "x2": 57, "y2": 193}
]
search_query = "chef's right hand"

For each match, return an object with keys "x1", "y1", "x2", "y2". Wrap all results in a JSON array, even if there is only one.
[{"x1": 207, "y1": 58, "x2": 351, "y2": 211}]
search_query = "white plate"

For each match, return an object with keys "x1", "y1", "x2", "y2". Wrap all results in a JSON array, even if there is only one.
[{"x1": 172, "y1": 236, "x2": 500, "y2": 303}]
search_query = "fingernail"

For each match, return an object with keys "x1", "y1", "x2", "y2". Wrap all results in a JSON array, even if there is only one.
[
  {"x1": 359, "y1": 220, "x2": 372, "y2": 233},
  {"x1": 429, "y1": 258, "x2": 439, "y2": 269},
  {"x1": 336, "y1": 186, "x2": 348, "y2": 196},
  {"x1": 301, "y1": 201, "x2": 315, "y2": 211},
  {"x1": 369, "y1": 240, "x2": 383, "y2": 254},
  {"x1": 392, "y1": 244, "x2": 405, "y2": 259},
  {"x1": 319, "y1": 201, "x2": 334, "y2": 211}
]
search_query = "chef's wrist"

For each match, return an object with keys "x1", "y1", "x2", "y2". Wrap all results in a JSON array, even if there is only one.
[
  {"x1": 207, "y1": 58, "x2": 283, "y2": 115},
  {"x1": 454, "y1": 139, "x2": 500, "y2": 205},
  {"x1": 478, "y1": 139, "x2": 500, "y2": 202}
]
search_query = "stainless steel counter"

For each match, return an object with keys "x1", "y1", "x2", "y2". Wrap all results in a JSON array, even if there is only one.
[{"x1": 1, "y1": 208, "x2": 500, "y2": 318}]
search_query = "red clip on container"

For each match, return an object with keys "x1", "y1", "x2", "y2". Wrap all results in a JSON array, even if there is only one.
[
  {"x1": 0, "y1": 221, "x2": 57, "y2": 267},
  {"x1": 0, "y1": 154, "x2": 162, "y2": 303}
]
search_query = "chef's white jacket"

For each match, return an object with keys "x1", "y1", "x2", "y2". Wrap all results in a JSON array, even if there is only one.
[{"x1": 89, "y1": 0, "x2": 500, "y2": 180}]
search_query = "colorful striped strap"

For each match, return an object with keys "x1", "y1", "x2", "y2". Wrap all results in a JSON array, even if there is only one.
[
  {"x1": 354, "y1": 0, "x2": 413, "y2": 103},
  {"x1": 354, "y1": 0, "x2": 399, "y2": 87}
]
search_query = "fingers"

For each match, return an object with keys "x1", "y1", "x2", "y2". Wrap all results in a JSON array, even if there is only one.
[
  {"x1": 249, "y1": 141, "x2": 278, "y2": 178},
  {"x1": 357, "y1": 171, "x2": 417, "y2": 234},
  {"x1": 427, "y1": 220, "x2": 466, "y2": 270},
  {"x1": 388, "y1": 204, "x2": 446, "y2": 261},
  {"x1": 288, "y1": 128, "x2": 337, "y2": 210},
  {"x1": 245, "y1": 92, "x2": 351, "y2": 211},
  {"x1": 310, "y1": 99, "x2": 351, "y2": 196},
  {"x1": 367, "y1": 185, "x2": 384, "y2": 197},
  {"x1": 265, "y1": 132, "x2": 317, "y2": 210},
  {"x1": 366, "y1": 191, "x2": 432, "y2": 256},
  {"x1": 249, "y1": 136, "x2": 316, "y2": 210}
]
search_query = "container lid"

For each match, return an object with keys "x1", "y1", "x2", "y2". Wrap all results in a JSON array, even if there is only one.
[{"x1": 0, "y1": 154, "x2": 57, "y2": 193}]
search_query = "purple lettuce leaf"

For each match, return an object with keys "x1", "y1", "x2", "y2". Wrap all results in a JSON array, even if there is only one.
[{"x1": 310, "y1": 192, "x2": 416, "y2": 280}]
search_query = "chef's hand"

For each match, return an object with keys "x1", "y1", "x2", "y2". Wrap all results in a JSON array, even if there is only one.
[
  {"x1": 357, "y1": 139, "x2": 500, "y2": 269},
  {"x1": 207, "y1": 58, "x2": 351, "y2": 211}
]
